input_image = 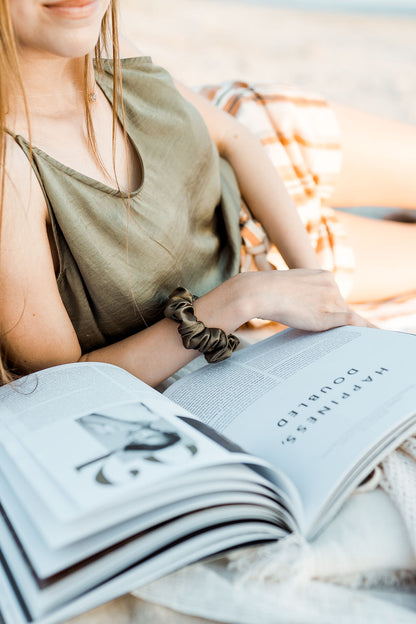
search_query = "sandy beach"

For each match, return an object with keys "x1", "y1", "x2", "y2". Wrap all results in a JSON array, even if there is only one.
[{"x1": 120, "y1": 0, "x2": 416, "y2": 125}]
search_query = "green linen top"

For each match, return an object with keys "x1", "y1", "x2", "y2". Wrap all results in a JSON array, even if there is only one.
[{"x1": 11, "y1": 57, "x2": 242, "y2": 353}]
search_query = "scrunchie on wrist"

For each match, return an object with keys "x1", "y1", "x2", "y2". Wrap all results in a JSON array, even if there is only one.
[{"x1": 164, "y1": 287, "x2": 240, "y2": 363}]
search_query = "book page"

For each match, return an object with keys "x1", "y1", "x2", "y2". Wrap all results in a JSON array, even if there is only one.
[
  {"x1": 165, "y1": 327, "x2": 416, "y2": 534},
  {"x1": 0, "y1": 520, "x2": 284, "y2": 624},
  {"x1": 0, "y1": 363, "x2": 255, "y2": 526},
  {"x1": 0, "y1": 466, "x2": 281, "y2": 579}
]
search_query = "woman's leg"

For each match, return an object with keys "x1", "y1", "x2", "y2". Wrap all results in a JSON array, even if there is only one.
[
  {"x1": 326, "y1": 104, "x2": 416, "y2": 303},
  {"x1": 335, "y1": 210, "x2": 416, "y2": 303},
  {"x1": 328, "y1": 103, "x2": 416, "y2": 210}
]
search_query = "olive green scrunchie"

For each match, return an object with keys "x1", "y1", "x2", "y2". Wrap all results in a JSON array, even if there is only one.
[{"x1": 164, "y1": 287, "x2": 240, "y2": 363}]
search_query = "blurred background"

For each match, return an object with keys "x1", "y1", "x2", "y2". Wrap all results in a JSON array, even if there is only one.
[{"x1": 120, "y1": 0, "x2": 416, "y2": 125}]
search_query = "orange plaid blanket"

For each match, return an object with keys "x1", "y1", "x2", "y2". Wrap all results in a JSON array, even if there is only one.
[{"x1": 200, "y1": 81, "x2": 416, "y2": 333}]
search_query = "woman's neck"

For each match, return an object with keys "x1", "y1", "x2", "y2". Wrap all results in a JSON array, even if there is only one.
[{"x1": 12, "y1": 50, "x2": 94, "y2": 120}]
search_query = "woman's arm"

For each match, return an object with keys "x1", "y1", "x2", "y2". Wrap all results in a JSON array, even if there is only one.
[
  {"x1": 174, "y1": 82, "x2": 320, "y2": 270},
  {"x1": 0, "y1": 149, "x2": 366, "y2": 388}
]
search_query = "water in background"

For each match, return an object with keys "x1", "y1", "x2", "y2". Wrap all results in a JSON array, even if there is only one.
[{"x1": 218, "y1": 0, "x2": 416, "y2": 15}]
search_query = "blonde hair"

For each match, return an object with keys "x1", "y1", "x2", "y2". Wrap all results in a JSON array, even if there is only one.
[{"x1": 0, "y1": 0, "x2": 125, "y2": 385}]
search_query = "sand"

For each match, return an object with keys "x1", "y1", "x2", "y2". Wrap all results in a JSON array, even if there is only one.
[{"x1": 120, "y1": 0, "x2": 416, "y2": 125}]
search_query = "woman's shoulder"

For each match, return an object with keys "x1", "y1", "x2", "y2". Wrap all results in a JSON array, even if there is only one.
[
  {"x1": 96, "y1": 53, "x2": 174, "y2": 99},
  {"x1": 96, "y1": 52, "x2": 179, "y2": 116},
  {"x1": 1, "y1": 134, "x2": 50, "y2": 285},
  {"x1": 0, "y1": 133, "x2": 81, "y2": 373},
  {"x1": 98, "y1": 34, "x2": 153, "y2": 72},
  {"x1": 1, "y1": 133, "x2": 50, "y2": 282},
  {"x1": 98, "y1": 35, "x2": 170, "y2": 84},
  {"x1": 2, "y1": 133, "x2": 47, "y2": 221}
]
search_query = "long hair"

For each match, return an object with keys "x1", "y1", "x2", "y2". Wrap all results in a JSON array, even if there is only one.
[{"x1": 0, "y1": 0, "x2": 125, "y2": 386}]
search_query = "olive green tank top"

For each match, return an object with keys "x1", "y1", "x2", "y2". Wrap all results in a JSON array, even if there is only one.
[{"x1": 11, "y1": 57, "x2": 242, "y2": 352}]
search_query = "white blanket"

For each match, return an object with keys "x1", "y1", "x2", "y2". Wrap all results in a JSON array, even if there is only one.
[
  {"x1": 69, "y1": 457, "x2": 416, "y2": 624},
  {"x1": 131, "y1": 488, "x2": 416, "y2": 623}
]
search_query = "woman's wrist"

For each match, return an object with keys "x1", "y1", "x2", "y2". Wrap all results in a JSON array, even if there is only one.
[
  {"x1": 193, "y1": 273, "x2": 254, "y2": 333},
  {"x1": 231, "y1": 271, "x2": 266, "y2": 322},
  {"x1": 164, "y1": 288, "x2": 240, "y2": 362},
  {"x1": 168, "y1": 271, "x2": 274, "y2": 341},
  {"x1": 235, "y1": 270, "x2": 279, "y2": 322}
]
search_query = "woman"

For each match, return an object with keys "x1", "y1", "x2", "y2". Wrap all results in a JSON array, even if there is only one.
[{"x1": 0, "y1": 0, "x2": 414, "y2": 388}]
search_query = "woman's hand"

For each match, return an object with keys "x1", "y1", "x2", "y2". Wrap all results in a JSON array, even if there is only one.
[{"x1": 241, "y1": 269, "x2": 373, "y2": 332}]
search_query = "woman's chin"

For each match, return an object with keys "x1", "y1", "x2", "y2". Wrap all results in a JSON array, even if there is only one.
[
  {"x1": 12, "y1": 0, "x2": 110, "y2": 60},
  {"x1": 27, "y1": 29, "x2": 102, "y2": 60}
]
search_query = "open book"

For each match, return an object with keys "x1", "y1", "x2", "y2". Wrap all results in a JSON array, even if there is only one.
[{"x1": 0, "y1": 326, "x2": 415, "y2": 624}]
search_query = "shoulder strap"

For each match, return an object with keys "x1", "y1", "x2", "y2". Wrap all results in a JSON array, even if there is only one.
[{"x1": 5, "y1": 131, "x2": 52, "y2": 204}]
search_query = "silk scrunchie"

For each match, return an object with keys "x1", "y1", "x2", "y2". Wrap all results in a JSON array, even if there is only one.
[{"x1": 164, "y1": 287, "x2": 239, "y2": 363}]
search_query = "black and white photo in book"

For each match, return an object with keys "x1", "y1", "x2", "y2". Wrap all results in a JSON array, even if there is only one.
[{"x1": 75, "y1": 403, "x2": 198, "y2": 486}]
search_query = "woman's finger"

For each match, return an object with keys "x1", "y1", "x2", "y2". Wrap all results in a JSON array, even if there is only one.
[{"x1": 348, "y1": 309, "x2": 377, "y2": 328}]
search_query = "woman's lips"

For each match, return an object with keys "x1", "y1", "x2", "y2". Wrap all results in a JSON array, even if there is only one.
[{"x1": 43, "y1": 0, "x2": 99, "y2": 19}]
